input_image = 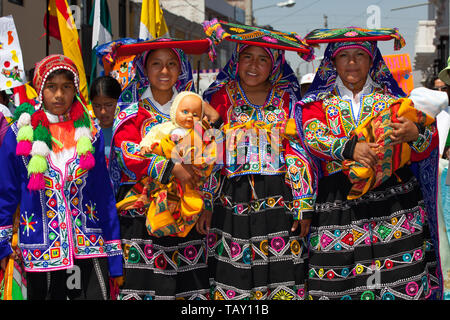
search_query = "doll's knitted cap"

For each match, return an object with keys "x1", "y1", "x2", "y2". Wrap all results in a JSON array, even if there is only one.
[{"x1": 170, "y1": 91, "x2": 204, "y2": 126}]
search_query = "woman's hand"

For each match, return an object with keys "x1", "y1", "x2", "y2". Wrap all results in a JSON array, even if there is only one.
[
  {"x1": 172, "y1": 163, "x2": 201, "y2": 190},
  {"x1": 203, "y1": 102, "x2": 220, "y2": 123},
  {"x1": 389, "y1": 116, "x2": 419, "y2": 145},
  {"x1": 353, "y1": 141, "x2": 379, "y2": 170},
  {"x1": 196, "y1": 210, "x2": 212, "y2": 235},
  {"x1": 291, "y1": 219, "x2": 312, "y2": 238}
]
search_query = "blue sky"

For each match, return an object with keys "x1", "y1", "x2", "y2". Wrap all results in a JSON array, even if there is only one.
[{"x1": 253, "y1": 0, "x2": 430, "y2": 83}]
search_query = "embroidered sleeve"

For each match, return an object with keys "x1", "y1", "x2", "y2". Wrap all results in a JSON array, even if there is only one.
[
  {"x1": 284, "y1": 139, "x2": 316, "y2": 220},
  {"x1": 0, "y1": 128, "x2": 21, "y2": 260},
  {"x1": 302, "y1": 101, "x2": 351, "y2": 161},
  {"x1": 201, "y1": 170, "x2": 222, "y2": 212},
  {"x1": 113, "y1": 117, "x2": 171, "y2": 183},
  {"x1": 410, "y1": 122, "x2": 439, "y2": 162},
  {"x1": 409, "y1": 123, "x2": 436, "y2": 154}
]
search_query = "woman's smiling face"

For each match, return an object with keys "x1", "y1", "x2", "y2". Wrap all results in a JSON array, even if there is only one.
[
  {"x1": 145, "y1": 48, "x2": 181, "y2": 94},
  {"x1": 237, "y1": 46, "x2": 272, "y2": 90}
]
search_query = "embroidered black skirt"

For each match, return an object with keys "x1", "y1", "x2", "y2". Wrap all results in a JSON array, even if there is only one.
[
  {"x1": 307, "y1": 167, "x2": 439, "y2": 300},
  {"x1": 117, "y1": 209, "x2": 210, "y2": 300},
  {"x1": 208, "y1": 174, "x2": 308, "y2": 300}
]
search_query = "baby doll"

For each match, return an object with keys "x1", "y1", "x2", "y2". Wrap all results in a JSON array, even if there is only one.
[{"x1": 117, "y1": 91, "x2": 217, "y2": 237}]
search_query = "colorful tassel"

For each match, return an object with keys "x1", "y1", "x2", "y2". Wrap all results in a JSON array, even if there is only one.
[
  {"x1": 74, "y1": 113, "x2": 91, "y2": 129},
  {"x1": 27, "y1": 173, "x2": 46, "y2": 191},
  {"x1": 16, "y1": 140, "x2": 32, "y2": 156},
  {"x1": 77, "y1": 136, "x2": 93, "y2": 154},
  {"x1": 79, "y1": 151, "x2": 95, "y2": 170},
  {"x1": 27, "y1": 154, "x2": 48, "y2": 175},
  {"x1": 33, "y1": 124, "x2": 52, "y2": 150},
  {"x1": 17, "y1": 125, "x2": 34, "y2": 142},
  {"x1": 30, "y1": 140, "x2": 51, "y2": 157}
]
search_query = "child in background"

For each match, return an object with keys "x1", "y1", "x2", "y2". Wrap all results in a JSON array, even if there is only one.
[
  {"x1": 0, "y1": 55, "x2": 122, "y2": 300},
  {"x1": 90, "y1": 76, "x2": 122, "y2": 161}
]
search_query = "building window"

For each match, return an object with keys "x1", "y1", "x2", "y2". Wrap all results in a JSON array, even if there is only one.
[
  {"x1": 119, "y1": 0, "x2": 127, "y2": 37},
  {"x1": 8, "y1": 0, "x2": 24, "y2": 5}
]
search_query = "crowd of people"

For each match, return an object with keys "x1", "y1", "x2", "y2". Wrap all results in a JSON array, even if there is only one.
[{"x1": 0, "y1": 21, "x2": 449, "y2": 301}]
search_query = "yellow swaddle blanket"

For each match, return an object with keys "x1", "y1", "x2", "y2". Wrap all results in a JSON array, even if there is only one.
[{"x1": 342, "y1": 98, "x2": 435, "y2": 200}]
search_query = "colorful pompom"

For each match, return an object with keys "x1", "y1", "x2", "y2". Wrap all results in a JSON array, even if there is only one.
[
  {"x1": 33, "y1": 124, "x2": 53, "y2": 150},
  {"x1": 69, "y1": 101, "x2": 85, "y2": 121},
  {"x1": 79, "y1": 151, "x2": 95, "y2": 170},
  {"x1": 13, "y1": 102, "x2": 35, "y2": 121},
  {"x1": 31, "y1": 110, "x2": 50, "y2": 129},
  {"x1": 74, "y1": 127, "x2": 92, "y2": 141},
  {"x1": 76, "y1": 136, "x2": 93, "y2": 155},
  {"x1": 30, "y1": 140, "x2": 50, "y2": 157},
  {"x1": 27, "y1": 172, "x2": 46, "y2": 191},
  {"x1": 27, "y1": 154, "x2": 48, "y2": 175},
  {"x1": 16, "y1": 140, "x2": 32, "y2": 156},
  {"x1": 16, "y1": 125, "x2": 34, "y2": 142},
  {"x1": 17, "y1": 112, "x2": 31, "y2": 129}
]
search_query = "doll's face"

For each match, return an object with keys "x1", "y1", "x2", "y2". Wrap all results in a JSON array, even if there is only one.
[
  {"x1": 42, "y1": 73, "x2": 76, "y2": 116},
  {"x1": 175, "y1": 95, "x2": 202, "y2": 129}
]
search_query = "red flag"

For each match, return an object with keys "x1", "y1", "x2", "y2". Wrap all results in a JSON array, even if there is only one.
[
  {"x1": 12, "y1": 83, "x2": 38, "y2": 106},
  {"x1": 43, "y1": 11, "x2": 61, "y2": 40},
  {"x1": 43, "y1": 0, "x2": 90, "y2": 107}
]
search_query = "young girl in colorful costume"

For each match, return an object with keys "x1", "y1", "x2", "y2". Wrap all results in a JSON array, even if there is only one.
[
  {"x1": 0, "y1": 54, "x2": 123, "y2": 300},
  {"x1": 200, "y1": 20, "x2": 317, "y2": 300},
  {"x1": 298, "y1": 28, "x2": 443, "y2": 299},
  {"x1": 109, "y1": 38, "x2": 217, "y2": 300},
  {"x1": 117, "y1": 91, "x2": 216, "y2": 238}
]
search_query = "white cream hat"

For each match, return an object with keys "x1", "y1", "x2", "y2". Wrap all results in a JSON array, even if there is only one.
[
  {"x1": 438, "y1": 56, "x2": 450, "y2": 85},
  {"x1": 170, "y1": 91, "x2": 204, "y2": 126},
  {"x1": 409, "y1": 87, "x2": 449, "y2": 118},
  {"x1": 300, "y1": 73, "x2": 315, "y2": 85}
]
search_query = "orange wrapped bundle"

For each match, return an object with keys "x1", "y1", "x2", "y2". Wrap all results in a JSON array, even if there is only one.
[{"x1": 342, "y1": 98, "x2": 435, "y2": 200}]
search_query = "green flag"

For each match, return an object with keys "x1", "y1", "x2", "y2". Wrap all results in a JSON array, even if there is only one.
[{"x1": 89, "y1": 0, "x2": 112, "y2": 88}]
